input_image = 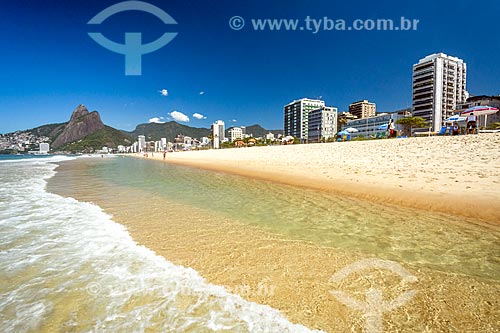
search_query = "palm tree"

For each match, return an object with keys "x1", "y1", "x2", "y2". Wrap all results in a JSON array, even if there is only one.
[{"x1": 337, "y1": 116, "x2": 348, "y2": 133}]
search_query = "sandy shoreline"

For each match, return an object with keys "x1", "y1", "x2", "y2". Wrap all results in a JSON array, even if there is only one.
[{"x1": 135, "y1": 133, "x2": 500, "y2": 223}]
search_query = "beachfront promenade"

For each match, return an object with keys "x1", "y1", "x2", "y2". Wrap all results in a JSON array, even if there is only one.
[{"x1": 138, "y1": 133, "x2": 500, "y2": 223}]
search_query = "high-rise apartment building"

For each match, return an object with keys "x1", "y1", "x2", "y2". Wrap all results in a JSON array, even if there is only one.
[
  {"x1": 307, "y1": 106, "x2": 338, "y2": 142},
  {"x1": 348, "y1": 100, "x2": 376, "y2": 119},
  {"x1": 284, "y1": 98, "x2": 325, "y2": 140},
  {"x1": 412, "y1": 53, "x2": 467, "y2": 131},
  {"x1": 137, "y1": 135, "x2": 146, "y2": 152},
  {"x1": 228, "y1": 127, "x2": 243, "y2": 142},
  {"x1": 211, "y1": 120, "x2": 225, "y2": 149},
  {"x1": 160, "y1": 138, "x2": 167, "y2": 150},
  {"x1": 39, "y1": 143, "x2": 49, "y2": 154}
]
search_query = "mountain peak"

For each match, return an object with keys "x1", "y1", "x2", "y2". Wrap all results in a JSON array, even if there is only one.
[
  {"x1": 69, "y1": 104, "x2": 90, "y2": 122},
  {"x1": 52, "y1": 104, "x2": 105, "y2": 147}
]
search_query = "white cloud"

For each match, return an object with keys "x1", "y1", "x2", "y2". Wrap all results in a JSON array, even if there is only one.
[
  {"x1": 231, "y1": 119, "x2": 237, "y2": 123},
  {"x1": 169, "y1": 111, "x2": 189, "y2": 122},
  {"x1": 159, "y1": 89, "x2": 169, "y2": 96},
  {"x1": 192, "y1": 113, "x2": 206, "y2": 120},
  {"x1": 149, "y1": 117, "x2": 165, "y2": 124},
  {"x1": 199, "y1": 91, "x2": 205, "y2": 95}
]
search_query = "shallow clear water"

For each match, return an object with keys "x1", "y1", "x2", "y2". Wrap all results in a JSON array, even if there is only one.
[
  {"x1": 0, "y1": 156, "x2": 318, "y2": 333},
  {"x1": 77, "y1": 156, "x2": 500, "y2": 281}
]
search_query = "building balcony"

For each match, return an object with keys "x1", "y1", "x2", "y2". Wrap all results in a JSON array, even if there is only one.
[{"x1": 413, "y1": 75, "x2": 434, "y2": 84}]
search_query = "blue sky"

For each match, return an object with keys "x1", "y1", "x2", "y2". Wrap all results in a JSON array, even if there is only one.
[{"x1": 1, "y1": 0, "x2": 499, "y2": 133}]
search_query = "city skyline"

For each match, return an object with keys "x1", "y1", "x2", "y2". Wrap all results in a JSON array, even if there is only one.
[{"x1": 1, "y1": 0, "x2": 499, "y2": 133}]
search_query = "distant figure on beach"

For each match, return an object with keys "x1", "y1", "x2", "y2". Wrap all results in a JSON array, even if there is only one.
[
  {"x1": 452, "y1": 122, "x2": 460, "y2": 136},
  {"x1": 388, "y1": 119, "x2": 396, "y2": 138},
  {"x1": 163, "y1": 151, "x2": 166, "y2": 160},
  {"x1": 467, "y1": 112, "x2": 477, "y2": 134}
]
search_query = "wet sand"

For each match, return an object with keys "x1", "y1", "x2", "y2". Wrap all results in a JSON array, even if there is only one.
[
  {"x1": 141, "y1": 133, "x2": 500, "y2": 223},
  {"x1": 49, "y1": 159, "x2": 500, "y2": 332}
]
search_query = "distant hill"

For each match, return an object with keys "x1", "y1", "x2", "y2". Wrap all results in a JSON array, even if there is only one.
[
  {"x1": 5, "y1": 107, "x2": 282, "y2": 152},
  {"x1": 15, "y1": 105, "x2": 133, "y2": 152},
  {"x1": 126, "y1": 122, "x2": 211, "y2": 141},
  {"x1": 27, "y1": 122, "x2": 67, "y2": 140},
  {"x1": 226, "y1": 124, "x2": 283, "y2": 138},
  {"x1": 126, "y1": 122, "x2": 283, "y2": 142},
  {"x1": 58, "y1": 126, "x2": 133, "y2": 152}
]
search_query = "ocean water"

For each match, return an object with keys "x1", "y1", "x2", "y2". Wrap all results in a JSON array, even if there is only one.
[
  {"x1": 0, "y1": 156, "x2": 320, "y2": 333},
  {"x1": 54, "y1": 156, "x2": 499, "y2": 281}
]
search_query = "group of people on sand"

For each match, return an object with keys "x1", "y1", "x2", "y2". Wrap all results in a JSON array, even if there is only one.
[{"x1": 448, "y1": 112, "x2": 478, "y2": 136}]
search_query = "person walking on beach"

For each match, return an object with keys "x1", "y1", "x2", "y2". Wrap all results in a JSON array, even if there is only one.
[
  {"x1": 466, "y1": 112, "x2": 477, "y2": 134},
  {"x1": 387, "y1": 119, "x2": 396, "y2": 138},
  {"x1": 163, "y1": 150, "x2": 166, "y2": 160}
]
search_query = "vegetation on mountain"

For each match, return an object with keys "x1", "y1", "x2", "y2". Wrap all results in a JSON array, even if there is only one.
[
  {"x1": 126, "y1": 122, "x2": 211, "y2": 141},
  {"x1": 226, "y1": 124, "x2": 283, "y2": 138},
  {"x1": 27, "y1": 122, "x2": 67, "y2": 140},
  {"x1": 58, "y1": 126, "x2": 133, "y2": 153}
]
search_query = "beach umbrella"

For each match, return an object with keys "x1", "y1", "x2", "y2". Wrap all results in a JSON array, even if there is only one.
[
  {"x1": 460, "y1": 106, "x2": 499, "y2": 117},
  {"x1": 446, "y1": 115, "x2": 467, "y2": 122},
  {"x1": 345, "y1": 127, "x2": 359, "y2": 133},
  {"x1": 377, "y1": 124, "x2": 389, "y2": 130}
]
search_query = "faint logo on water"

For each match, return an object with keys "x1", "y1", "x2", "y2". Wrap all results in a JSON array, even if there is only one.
[
  {"x1": 86, "y1": 282, "x2": 102, "y2": 295},
  {"x1": 329, "y1": 258, "x2": 417, "y2": 333},
  {"x1": 87, "y1": 1, "x2": 178, "y2": 76},
  {"x1": 224, "y1": 279, "x2": 276, "y2": 298}
]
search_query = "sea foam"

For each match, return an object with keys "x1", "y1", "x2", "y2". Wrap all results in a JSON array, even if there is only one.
[{"x1": 0, "y1": 157, "x2": 322, "y2": 332}]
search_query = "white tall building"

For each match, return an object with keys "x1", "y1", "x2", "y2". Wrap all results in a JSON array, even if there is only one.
[
  {"x1": 284, "y1": 98, "x2": 325, "y2": 140},
  {"x1": 39, "y1": 143, "x2": 49, "y2": 154},
  {"x1": 412, "y1": 53, "x2": 467, "y2": 131},
  {"x1": 211, "y1": 120, "x2": 225, "y2": 149},
  {"x1": 228, "y1": 127, "x2": 243, "y2": 142},
  {"x1": 137, "y1": 135, "x2": 146, "y2": 152},
  {"x1": 307, "y1": 106, "x2": 338, "y2": 142},
  {"x1": 131, "y1": 141, "x2": 138, "y2": 153}
]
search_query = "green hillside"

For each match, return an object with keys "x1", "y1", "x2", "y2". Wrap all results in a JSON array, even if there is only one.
[
  {"x1": 126, "y1": 122, "x2": 211, "y2": 141},
  {"x1": 27, "y1": 122, "x2": 67, "y2": 141},
  {"x1": 226, "y1": 124, "x2": 283, "y2": 138},
  {"x1": 58, "y1": 126, "x2": 134, "y2": 152}
]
